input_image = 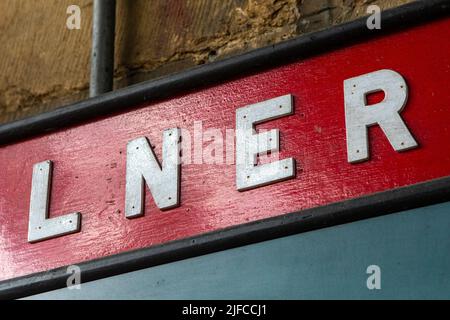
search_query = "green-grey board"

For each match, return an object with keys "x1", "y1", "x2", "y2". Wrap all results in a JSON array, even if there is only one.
[{"x1": 26, "y1": 201, "x2": 450, "y2": 299}]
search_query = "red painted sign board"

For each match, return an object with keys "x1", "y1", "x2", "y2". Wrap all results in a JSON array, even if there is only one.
[{"x1": 0, "y1": 18, "x2": 449, "y2": 281}]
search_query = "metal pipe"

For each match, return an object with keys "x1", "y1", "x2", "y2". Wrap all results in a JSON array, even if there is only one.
[{"x1": 90, "y1": 0, "x2": 116, "y2": 97}]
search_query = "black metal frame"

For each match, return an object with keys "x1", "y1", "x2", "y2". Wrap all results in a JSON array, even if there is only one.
[{"x1": 0, "y1": 0, "x2": 449, "y2": 299}]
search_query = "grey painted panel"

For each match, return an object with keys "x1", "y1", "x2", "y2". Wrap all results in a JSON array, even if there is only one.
[{"x1": 26, "y1": 202, "x2": 450, "y2": 299}]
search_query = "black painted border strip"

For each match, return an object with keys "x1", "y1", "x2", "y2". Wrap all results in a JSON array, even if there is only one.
[
  {"x1": 0, "y1": 0, "x2": 448, "y2": 145},
  {"x1": 0, "y1": 0, "x2": 449, "y2": 299}
]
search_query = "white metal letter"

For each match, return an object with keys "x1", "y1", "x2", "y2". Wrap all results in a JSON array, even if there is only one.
[
  {"x1": 28, "y1": 161, "x2": 81, "y2": 243},
  {"x1": 236, "y1": 94, "x2": 296, "y2": 191},
  {"x1": 344, "y1": 69, "x2": 418, "y2": 163},
  {"x1": 125, "y1": 128, "x2": 181, "y2": 218}
]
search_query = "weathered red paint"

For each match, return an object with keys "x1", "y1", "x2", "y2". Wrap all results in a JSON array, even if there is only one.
[{"x1": 0, "y1": 18, "x2": 449, "y2": 281}]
